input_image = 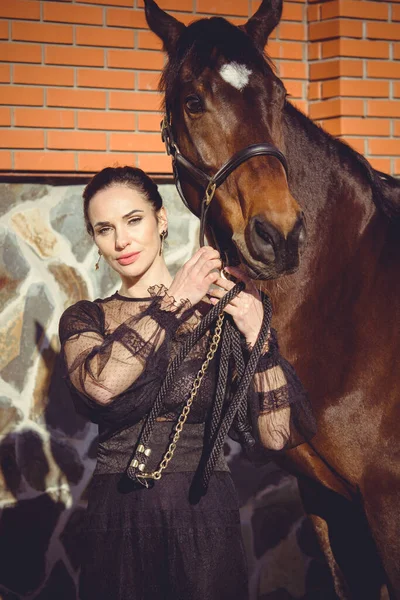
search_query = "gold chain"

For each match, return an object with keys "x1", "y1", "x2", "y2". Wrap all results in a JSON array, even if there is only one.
[{"x1": 131, "y1": 312, "x2": 224, "y2": 481}]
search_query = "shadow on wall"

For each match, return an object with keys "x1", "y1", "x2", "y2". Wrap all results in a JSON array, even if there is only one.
[{"x1": 0, "y1": 326, "x2": 95, "y2": 600}]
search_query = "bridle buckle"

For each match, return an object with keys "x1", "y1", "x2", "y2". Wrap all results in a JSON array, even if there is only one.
[
  {"x1": 205, "y1": 181, "x2": 217, "y2": 206},
  {"x1": 161, "y1": 115, "x2": 174, "y2": 156}
]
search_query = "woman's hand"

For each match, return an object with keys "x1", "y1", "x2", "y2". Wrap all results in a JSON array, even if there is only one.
[
  {"x1": 208, "y1": 266, "x2": 264, "y2": 347},
  {"x1": 168, "y1": 246, "x2": 222, "y2": 307}
]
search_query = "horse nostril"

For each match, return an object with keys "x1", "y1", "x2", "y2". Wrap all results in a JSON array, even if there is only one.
[
  {"x1": 294, "y1": 217, "x2": 307, "y2": 251},
  {"x1": 298, "y1": 223, "x2": 306, "y2": 249},
  {"x1": 253, "y1": 218, "x2": 277, "y2": 262}
]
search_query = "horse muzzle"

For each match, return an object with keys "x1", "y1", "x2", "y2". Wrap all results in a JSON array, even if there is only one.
[{"x1": 243, "y1": 213, "x2": 307, "y2": 277}]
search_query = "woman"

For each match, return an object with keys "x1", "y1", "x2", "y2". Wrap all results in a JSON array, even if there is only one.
[{"x1": 59, "y1": 166, "x2": 315, "y2": 600}]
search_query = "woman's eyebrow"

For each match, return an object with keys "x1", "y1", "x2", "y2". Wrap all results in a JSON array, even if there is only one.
[
  {"x1": 122, "y1": 209, "x2": 144, "y2": 219},
  {"x1": 94, "y1": 209, "x2": 144, "y2": 228}
]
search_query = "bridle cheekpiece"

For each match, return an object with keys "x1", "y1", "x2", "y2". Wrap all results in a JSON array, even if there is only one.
[{"x1": 161, "y1": 111, "x2": 288, "y2": 247}]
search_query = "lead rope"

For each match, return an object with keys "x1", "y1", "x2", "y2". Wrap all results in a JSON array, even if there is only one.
[
  {"x1": 126, "y1": 284, "x2": 272, "y2": 488},
  {"x1": 199, "y1": 293, "x2": 272, "y2": 491},
  {"x1": 126, "y1": 282, "x2": 245, "y2": 485},
  {"x1": 129, "y1": 312, "x2": 224, "y2": 484}
]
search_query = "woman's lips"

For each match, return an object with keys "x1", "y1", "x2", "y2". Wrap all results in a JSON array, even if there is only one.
[{"x1": 117, "y1": 251, "x2": 141, "y2": 266}]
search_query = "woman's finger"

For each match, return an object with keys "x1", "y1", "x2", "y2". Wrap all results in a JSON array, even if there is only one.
[
  {"x1": 214, "y1": 277, "x2": 235, "y2": 291},
  {"x1": 208, "y1": 287, "x2": 236, "y2": 304},
  {"x1": 224, "y1": 267, "x2": 260, "y2": 297},
  {"x1": 209, "y1": 287, "x2": 252, "y2": 311},
  {"x1": 209, "y1": 298, "x2": 238, "y2": 316},
  {"x1": 193, "y1": 246, "x2": 220, "y2": 270},
  {"x1": 200, "y1": 257, "x2": 222, "y2": 276}
]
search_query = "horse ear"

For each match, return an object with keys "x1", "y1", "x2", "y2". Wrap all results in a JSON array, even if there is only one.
[
  {"x1": 243, "y1": 0, "x2": 283, "y2": 49},
  {"x1": 144, "y1": 0, "x2": 186, "y2": 56}
]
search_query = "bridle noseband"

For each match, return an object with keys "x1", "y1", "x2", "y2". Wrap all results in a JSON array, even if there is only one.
[{"x1": 161, "y1": 111, "x2": 289, "y2": 247}]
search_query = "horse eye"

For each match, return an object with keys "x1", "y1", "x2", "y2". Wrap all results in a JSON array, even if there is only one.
[{"x1": 185, "y1": 95, "x2": 203, "y2": 114}]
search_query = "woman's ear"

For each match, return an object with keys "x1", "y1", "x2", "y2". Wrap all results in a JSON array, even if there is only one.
[{"x1": 157, "y1": 206, "x2": 168, "y2": 234}]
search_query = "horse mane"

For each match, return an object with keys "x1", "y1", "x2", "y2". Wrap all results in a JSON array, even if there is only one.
[
  {"x1": 285, "y1": 101, "x2": 400, "y2": 221},
  {"x1": 160, "y1": 15, "x2": 400, "y2": 222}
]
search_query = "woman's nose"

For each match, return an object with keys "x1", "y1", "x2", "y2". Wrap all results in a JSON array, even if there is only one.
[{"x1": 115, "y1": 231, "x2": 130, "y2": 250}]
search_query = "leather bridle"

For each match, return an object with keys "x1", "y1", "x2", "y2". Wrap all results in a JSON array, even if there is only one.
[{"x1": 161, "y1": 110, "x2": 289, "y2": 247}]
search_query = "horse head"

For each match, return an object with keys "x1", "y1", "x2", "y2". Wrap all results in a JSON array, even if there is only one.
[{"x1": 144, "y1": 0, "x2": 306, "y2": 280}]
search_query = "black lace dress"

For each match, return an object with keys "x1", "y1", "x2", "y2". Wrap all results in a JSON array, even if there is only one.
[{"x1": 59, "y1": 287, "x2": 315, "y2": 600}]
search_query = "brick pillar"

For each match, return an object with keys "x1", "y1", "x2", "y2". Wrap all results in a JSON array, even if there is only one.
[{"x1": 307, "y1": 0, "x2": 400, "y2": 176}]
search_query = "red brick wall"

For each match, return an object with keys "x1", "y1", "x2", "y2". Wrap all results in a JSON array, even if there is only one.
[
  {"x1": 308, "y1": 0, "x2": 400, "y2": 175},
  {"x1": 0, "y1": 0, "x2": 398, "y2": 176}
]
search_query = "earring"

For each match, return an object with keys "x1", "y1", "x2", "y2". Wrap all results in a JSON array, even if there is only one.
[
  {"x1": 95, "y1": 250, "x2": 102, "y2": 270},
  {"x1": 159, "y1": 230, "x2": 167, "y2": 255}
]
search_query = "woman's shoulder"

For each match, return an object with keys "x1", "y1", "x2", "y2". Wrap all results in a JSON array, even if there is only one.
[
  {"x1": 60, "y1": 291, "x2": 122, "y2": 317},
  {"x1": 59, "y1": 298, "x2": 105, "y2": 342},
  {"x1": 60, "y1": 297, "x2": 104, "y2": 318}
]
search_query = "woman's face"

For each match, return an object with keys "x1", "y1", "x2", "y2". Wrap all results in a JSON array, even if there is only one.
[{"x1": 88, "y1": 184, "x2": 167, "y2": 279}]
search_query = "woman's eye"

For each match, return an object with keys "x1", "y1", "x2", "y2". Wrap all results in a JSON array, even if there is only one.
[
  {"x1": 128, "y1": 217, "x2": 142, "y2": 225},
  {"x1": 98, "y1": 227, "x2": 111, "y2": 235},
  {"x1": 185, "y1": 95, "x2": 203, "y2": 114}
]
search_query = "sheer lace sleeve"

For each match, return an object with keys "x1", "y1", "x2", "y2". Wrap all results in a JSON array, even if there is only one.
[
  {"x1": 59, "y1": 289, "x2": 189, "y2": 406},
  {"x1": 248, "y1": 328, "x2": 316, "y2": 453}
]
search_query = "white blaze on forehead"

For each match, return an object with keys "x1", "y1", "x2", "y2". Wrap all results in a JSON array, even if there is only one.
[{"x1": 219, "y1": 62, "x2": 252, "y2": 91}]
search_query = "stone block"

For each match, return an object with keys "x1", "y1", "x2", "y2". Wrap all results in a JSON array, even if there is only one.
[
  {"x1": 0, "y1": 432, "x2": 21, "y2": 502},
  {"x1": 50, "y1": 187, "x2": 92, "y2": 263},
  {"x1": 49, "y1": 261, "x2": 89, "y2": 308},
  {"x1": 11, "y1": 208, "x2": 61, "y2": 259},
  {"x1": 0, "y1": 183, "x2": 48, "y2": 218},
  {"x1": 0, "y1": 304, "x2": 24, "y2": 372},
  {"x1": 0, "y1": 493, "x2": 64, "y2": 595},
  {"x1": 34, "y1": 559, "x2": 76, "y2": 600},
  {"x1": 251, "y1": 475, "x2": 304, "y2": 557},
  {"x1": 43, "y1": 354, "x2": 91, "y2": 436},
  {"x1": 159, "y1": 184, "x2": 200, "y2": 275},
  {"x1": 0, "y1": 396, "x2": 23, "y2": 438},
  {"x1": 31, "y1": 337, "x2": 58, "y2": 421},
  {"x1": 50, "y1": 436, "x2": 84, "y2": 485},
  {"x1": 17, "y1": 428, "x2": 84, "y2": 492},
  {"x1": 1, "y1": 283, "x2": 54, "y2": 392},
  {"x1": 60, "y1": 507, "x2": 86, "y2": 571},
  {"x1": 17, "y1": 430, "x2": 50, "y2": 492},
  {"x1": 0, "y1": 225, "x2": 30, "y2": 311},
  {"x1": 90, "y1": 250, "x2": 120, "y2": 299}
]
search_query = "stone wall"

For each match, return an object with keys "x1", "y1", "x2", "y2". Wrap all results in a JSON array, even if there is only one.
[{"x1": 0, "y1": 182, "x2": 333, "y2": 600}]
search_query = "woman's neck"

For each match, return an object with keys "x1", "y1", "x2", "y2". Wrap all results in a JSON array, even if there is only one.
[{"x1": 118, "y1": 258, "x2": 173, "y2": 298}]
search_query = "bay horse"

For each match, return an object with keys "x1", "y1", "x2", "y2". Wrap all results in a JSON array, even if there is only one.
[{"x1": 143, "y1": 0, "x2": 400, "y2": 598}]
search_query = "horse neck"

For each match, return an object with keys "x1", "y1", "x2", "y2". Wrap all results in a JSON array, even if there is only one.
[
  {"x1": 265, "y1": 102, "x2": 387, "y2": 323},
  {"x1": 281, "y1": 101, "x2": 377, "y2": 235}
]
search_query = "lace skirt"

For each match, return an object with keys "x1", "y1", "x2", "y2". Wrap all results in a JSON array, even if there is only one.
[{"x1": 79, "y1": 470, "x2": 248, "y2": 600}]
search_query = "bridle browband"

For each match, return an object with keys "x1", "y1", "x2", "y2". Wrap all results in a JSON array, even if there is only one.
[{"x1": 161, "y1": 110, "x2": 289, "y2": 247}]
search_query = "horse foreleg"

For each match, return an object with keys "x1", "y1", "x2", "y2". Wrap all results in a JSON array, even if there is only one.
[
  {"x1": 298, "y1": 476, "x2": 387, "y2": 600},
  {"x1": 362, "y1": 464, "x2": 400, "y2": 599},
  {"x1": 306, "y1": 512, "x2": 350, "y2": 599}
]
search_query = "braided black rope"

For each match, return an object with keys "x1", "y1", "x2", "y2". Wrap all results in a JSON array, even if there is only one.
[
  {"x1": 126, "y1": 282, "x2": 272, "y2": 486},
  {"x1": 127, "y1": 281, "x2": 245, "y2": 481},
  {"x1": 199, "y1": 293, "x2": 272, "y2": 490},
  {"x1": 208, "y1": 318, "x2": 231, "y2": 442}
]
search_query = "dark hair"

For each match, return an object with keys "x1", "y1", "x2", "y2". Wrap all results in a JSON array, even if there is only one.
[{"x1": 83, "y1": 166, "x2": 163, "y2": 235}]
